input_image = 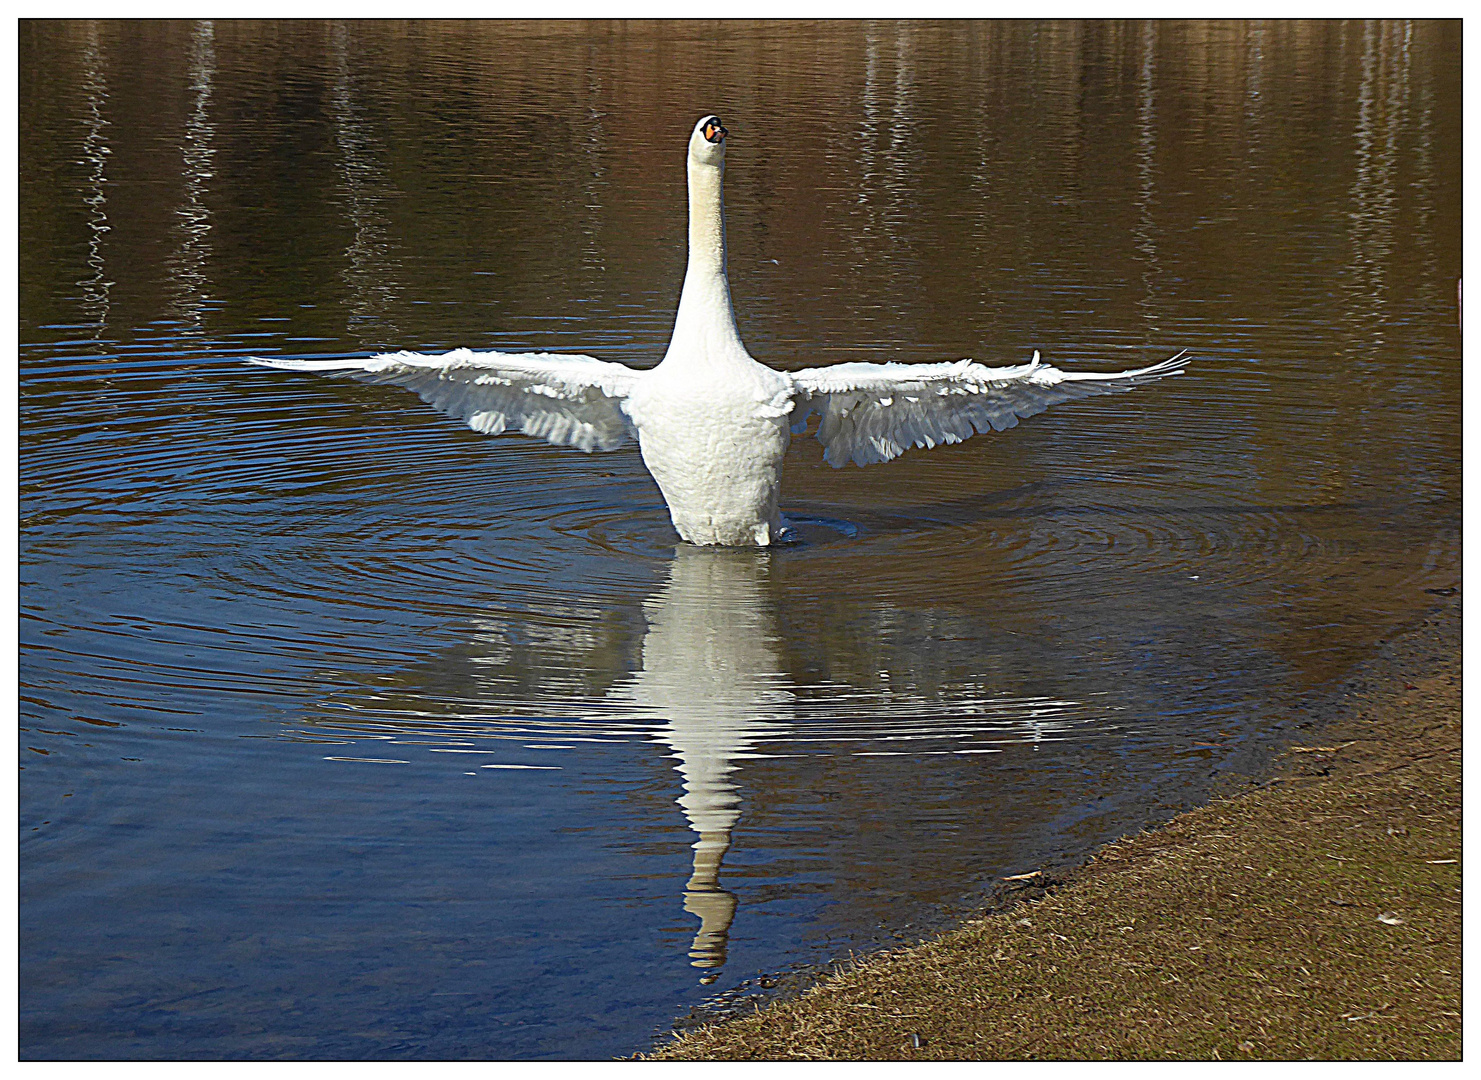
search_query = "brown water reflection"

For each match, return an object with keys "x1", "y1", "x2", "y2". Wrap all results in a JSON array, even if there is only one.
[{"x1": 19, "y1": 19, "x2": 1460, "y2": 1061}]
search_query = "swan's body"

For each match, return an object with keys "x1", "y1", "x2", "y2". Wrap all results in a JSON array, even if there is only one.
[{"x1": 252, "y1": 115, "x2": 1188, "y2": 547}]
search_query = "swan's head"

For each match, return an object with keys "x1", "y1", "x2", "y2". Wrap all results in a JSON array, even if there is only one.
[{"x1": 688, "y1": 114, "x2": 728, "y2": 168}]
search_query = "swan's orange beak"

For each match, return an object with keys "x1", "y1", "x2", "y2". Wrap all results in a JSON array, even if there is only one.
[{"x1": 703, "y1": 119, "x2": 728, "y2": 143}]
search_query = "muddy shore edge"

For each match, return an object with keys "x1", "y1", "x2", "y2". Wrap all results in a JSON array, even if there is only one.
[{"x1": 646, "y1": 595, "x2": 1462, "y2": 1060}]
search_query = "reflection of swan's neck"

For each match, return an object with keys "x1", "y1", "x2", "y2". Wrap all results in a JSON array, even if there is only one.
[
  {"x1": 670, "y1": 158, "x2": 743, "y2": 357},
  {"x1": 687, "y1": 829, "x2": 732, "y2": 889},
  {"x1": 684, "y1": 830, "x2": 738, "y2": 971}
]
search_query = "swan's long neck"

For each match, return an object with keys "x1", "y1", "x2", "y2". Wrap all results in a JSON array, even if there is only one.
[
  {"x1": 668, "y1": 157, "x2": 746, "y2": 360},
  {"x1": 686, "y1": 158, "x2": 727, "y2": 277}
]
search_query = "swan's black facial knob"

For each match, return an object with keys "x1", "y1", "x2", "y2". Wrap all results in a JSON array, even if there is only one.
[{"x1": 701, "y1": 117, "x2": 728, "y2": 144}]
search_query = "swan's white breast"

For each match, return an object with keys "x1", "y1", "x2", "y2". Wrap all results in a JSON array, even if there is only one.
[{"x1": 625, "y1": 360, "x2": 795, "y2": 546}]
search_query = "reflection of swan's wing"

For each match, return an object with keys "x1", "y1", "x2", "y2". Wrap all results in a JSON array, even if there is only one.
[
  {"x1": 249, "y1": 349, "x2": 642, "y2": 451},
  {"x1": 789, "y1": 350, "x2": 1189, "y2": 467}
]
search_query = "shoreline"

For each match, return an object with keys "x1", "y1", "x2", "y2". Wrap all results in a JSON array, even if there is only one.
[{"x1": 647, "y1": 594, "x2": 1462, "y2": 1060}]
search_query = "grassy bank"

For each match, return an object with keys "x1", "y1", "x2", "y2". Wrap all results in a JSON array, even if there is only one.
[{"x1": 649, "y1": 600, "x2": 1461, "y2": 1060}]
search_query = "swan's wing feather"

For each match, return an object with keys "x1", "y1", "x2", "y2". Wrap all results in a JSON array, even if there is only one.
[
  {"x1": 248, "y1": 348, "x2": 642, "y2": 451},
  {"x1": 789, "y1": 351, "x2": 1189, "y2": 467}
]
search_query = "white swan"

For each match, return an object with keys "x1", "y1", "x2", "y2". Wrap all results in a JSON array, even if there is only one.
[{"x1": 251, "y1": 114, "x2": 1188, "y2": 547}]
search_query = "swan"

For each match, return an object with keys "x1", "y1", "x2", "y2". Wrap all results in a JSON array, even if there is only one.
[{"x1": 251, "y1": 114, "x2": 1188, "y2": 547}]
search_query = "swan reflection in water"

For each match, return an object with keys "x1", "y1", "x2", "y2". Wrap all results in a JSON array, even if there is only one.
[
  {"x1": 296, "y1": 545, "x2": 1112, "y2": 978},
  {"x1": 613, "y1": 547, "x2": 791, "y2": 976}
]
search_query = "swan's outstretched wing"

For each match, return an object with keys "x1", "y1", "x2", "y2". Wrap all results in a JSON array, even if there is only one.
[
  {"x1": 248, "y1": 348, "x2": 642, "y2": 451},
  {"x1": 788, "y1": 351, "x2": 1189, "y2": 467}
]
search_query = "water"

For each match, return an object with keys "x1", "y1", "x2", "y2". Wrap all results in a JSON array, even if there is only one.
[{"x1": 19, "y1": 19, "x2": 1461, "y2": 1060}]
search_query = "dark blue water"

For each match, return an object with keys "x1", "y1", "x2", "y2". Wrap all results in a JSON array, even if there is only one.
[{"x1": 20, "y1": 19, "x2": 1461, "y2": 1059}]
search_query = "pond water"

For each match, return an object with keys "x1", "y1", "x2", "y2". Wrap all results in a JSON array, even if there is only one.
[{"x1": 19, "y1": 19, "x2": 1461, "y2": 1060}]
